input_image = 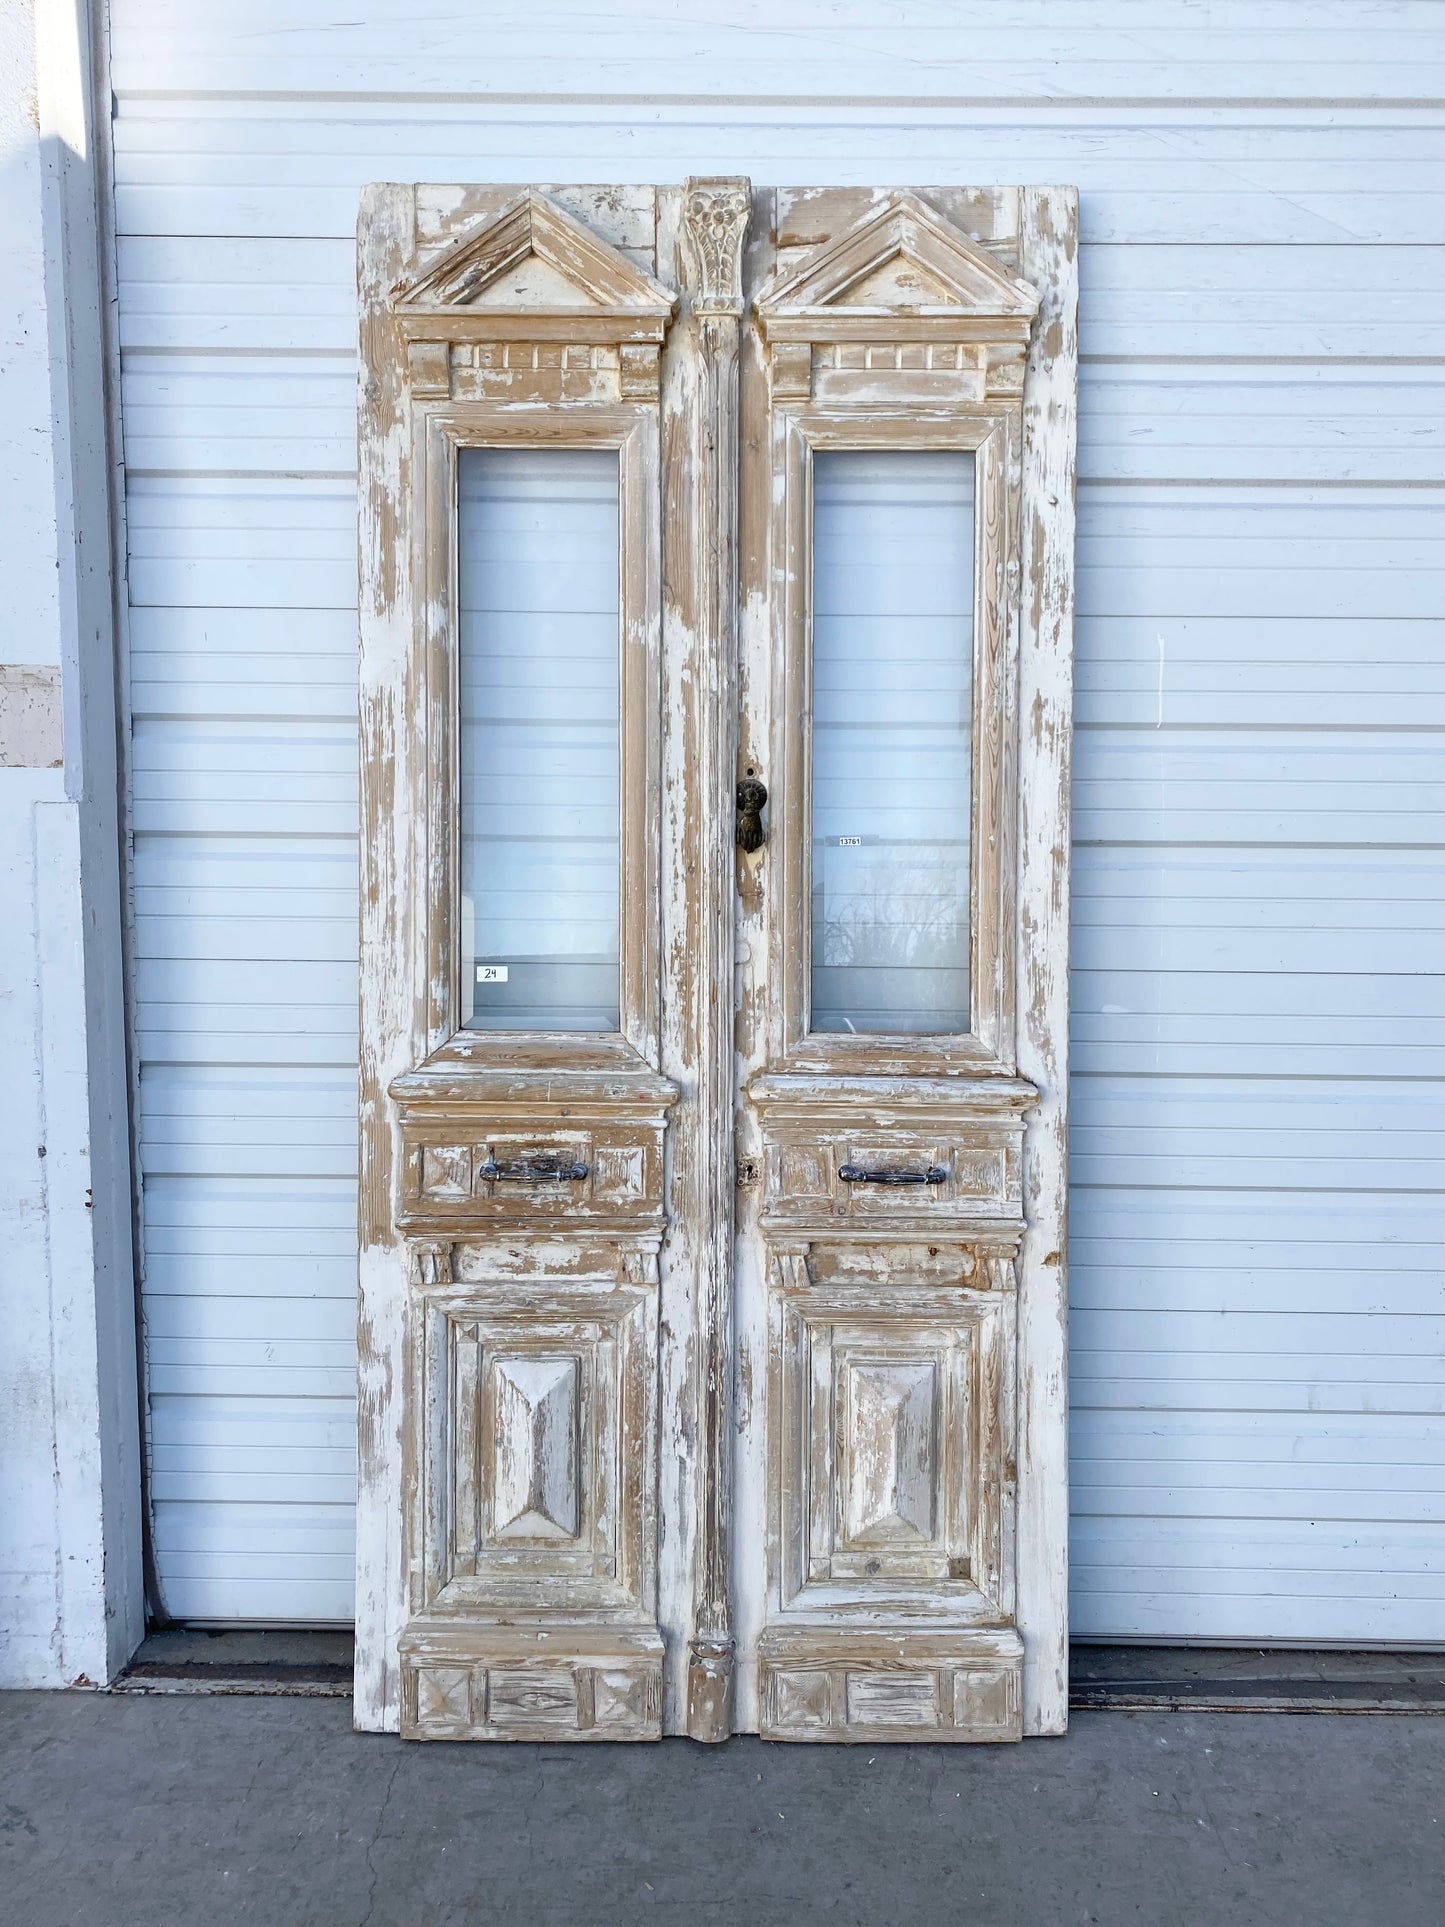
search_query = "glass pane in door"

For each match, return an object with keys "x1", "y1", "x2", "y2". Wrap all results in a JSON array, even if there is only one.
[
  {"x1": 810, "y1": 449, "x2": 974, "y2": 1034},
  {"x1": 457, "y1": 446, "x2": 620, "y2": 1030}
]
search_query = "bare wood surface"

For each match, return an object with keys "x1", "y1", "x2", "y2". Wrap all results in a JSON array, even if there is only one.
[
  {"x1": 356, "y1": 182, "x2": 417, "y2": 1734},
  {"x1": 358, "y1": 177, "x2": 1074, "y2": 1744},
  {"x1": 668, "y1": 177, "x2": 751, "y2": 1742},
  {"x1": 738, "y1": 184, "x2": 1074, "y2": 1744},
  {"x1": 1013, "y1": 185, "x2": 1079, "y2": 1737},
  {"x1": 358, "y1": 184, "x2": 680, "y2": 1740}
]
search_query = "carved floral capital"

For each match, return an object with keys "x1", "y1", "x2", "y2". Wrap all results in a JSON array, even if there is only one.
[{"x1": 682, "y1": 176, "x2": 751, "y2": 317}]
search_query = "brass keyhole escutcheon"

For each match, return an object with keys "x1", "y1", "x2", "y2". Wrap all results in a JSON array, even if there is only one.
[{"x1": 736, "y1": 776, "x2": 767, "y2": 852}]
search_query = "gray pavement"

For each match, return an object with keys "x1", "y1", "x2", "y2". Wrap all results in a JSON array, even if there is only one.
[{"x1": 1, "y1": 1690, "x2": 1442, "y2": 1926}]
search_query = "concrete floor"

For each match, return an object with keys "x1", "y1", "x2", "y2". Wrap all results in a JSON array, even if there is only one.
[{"x1": 1, "y1": 1692, "x2": 1442, "y2": 1927}]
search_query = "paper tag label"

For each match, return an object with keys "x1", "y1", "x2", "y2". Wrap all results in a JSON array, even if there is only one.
[
  {"x1": 475, "y1": 964, "x2": 509, "y2": 984},
  {"x1": 836, "y1": 835, "x2": 862, "y2": 847}
]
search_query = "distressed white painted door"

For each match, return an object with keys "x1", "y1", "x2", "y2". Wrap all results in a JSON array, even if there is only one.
[
  {"x1": 356, "y1": 180, "x2": 1075, "y2": 1743},
  {"x1": 730, "y1": 187, "x2": 1076, "y2": 1743}
]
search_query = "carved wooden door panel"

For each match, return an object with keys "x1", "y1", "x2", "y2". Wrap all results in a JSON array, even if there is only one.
[
  {"x1": 731, "y1": 186, "x2": 1076, "y2": 1744},
  {"x1": 356, "y1": 180, "x2": 1076, "y2": 1744}
]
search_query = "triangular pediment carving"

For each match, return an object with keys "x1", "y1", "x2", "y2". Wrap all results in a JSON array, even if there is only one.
[
  {"x1": 392, "y1": 191, "x2": 676, "y2": 343},
  {"x1": 755, "y1": 192, "x2": 1039, "y2": 341}
]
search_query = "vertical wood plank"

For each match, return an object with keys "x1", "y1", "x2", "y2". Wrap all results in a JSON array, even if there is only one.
[
  {"x1": 356, "y1": 181, "x2": 417, "y2": 1733},
  {"x1": 731, "y1": 185, "x2": 777, "y2": 1732},
  {"x1": 652, "y1": 182, "x2": 695, "y2": 1733},
  {"x1": 1014, "y1": 183, "x2": 1078, "y2": 1738}
]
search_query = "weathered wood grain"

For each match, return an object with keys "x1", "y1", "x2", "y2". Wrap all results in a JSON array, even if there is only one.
[
  {"x1": 1013, "y1": 185, "x2": 1078, "y2": 1737},
  {"x1": 359, "y1": 177, "x2": 1074, "y2": 1743},
  {"x1": 737, "y1": 184, "x2": 1075, "y2": 1743},
  {"x1": 357, "y1": 183, "x2": 680, "y2": 1739},
  {"x1": 668, "y1": 177, "x2": 751, "y2": 1742},
  {"x1": 356, "y1": 181, "x2": 416, "y2": 1733}
]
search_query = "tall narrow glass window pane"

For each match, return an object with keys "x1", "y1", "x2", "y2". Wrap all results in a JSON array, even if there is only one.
[
  {"x1": 810, "y1": 450, "x2": 974, "y2": 1034},
  {"x1": 458, "y1": 447, "x2": 620, "y2": 1031}
]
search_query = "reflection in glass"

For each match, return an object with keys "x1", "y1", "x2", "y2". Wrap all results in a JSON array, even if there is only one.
[
  {"x1": 457, "y1": 447, "x2": 620, "y2": 1030},
  {"x1": 810, "y1": 450, "x2": 974, "y2": 1034}
]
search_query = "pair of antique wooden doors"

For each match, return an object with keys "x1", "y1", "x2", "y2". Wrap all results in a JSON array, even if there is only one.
[{"x1": 356, "y1": 178, "x2": 1076, "y2": 1743}]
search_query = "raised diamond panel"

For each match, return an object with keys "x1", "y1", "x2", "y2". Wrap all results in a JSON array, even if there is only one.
[
  {"x1": 772, "y1": 1254, "x2": 1009, "y2": 1609},
  {"x1": 770, "y1": 1668, "x2": 832, "y2": 1731},
  {"x1": 953, "y1": 1664, "x2": 1020, "y2": 1736},
  {"x1": 591, "y1": 1668, "x2": 646, "y2": 1727},
  {"x1": 843, "y1": 1358, "x2": 938, "y2": 1548},
  {"x1": 490, "y1": 1354, "x2": 580, "y2": 1541},
  {"x1": 421, "y1": 1145, "x2": 472, "y2": 1200},
  {"x1": 416, "y1": 1665, "x2": 474, "y2": 1730},
  {"x1": 592, "y1": 1144, "x2": 645, "y2": 1204}
]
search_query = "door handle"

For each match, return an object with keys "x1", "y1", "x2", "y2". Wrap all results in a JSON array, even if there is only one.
[
  {"x1": 476, "y1": 1153, "x2": 589, "y2": 1183},
  {"x1": 838, "y1": 1162, "x2": 950, "y2": 1186},
  {"x1": 736, "y1": 777, "x2": 767, "y2": 852}
]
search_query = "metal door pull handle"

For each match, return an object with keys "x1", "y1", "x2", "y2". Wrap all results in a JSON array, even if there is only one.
[
  {"x1": 477, "y1": 1154, "x2": 589, "y2": 1183},
  {"x1": 736, "y1": 777, "x2": 768, "y2": 852},
  {"x1": 838, "y1": 1162, "x2": 950, "y2": 1186}
]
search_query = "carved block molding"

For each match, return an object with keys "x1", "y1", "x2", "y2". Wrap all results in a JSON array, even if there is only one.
[
  {"x1": 393, "y1": 189, "x2": 676, "y2": 344},
  {"x1": 402, "y1": 1628, "x2": 664, "y2": 1742},
  {"x1": 754, "y1": 192, "x2": 1040, "y2": 405},
  {"x1": 760, "y1": 1627, "x2": 1022, "y2": 1744}
]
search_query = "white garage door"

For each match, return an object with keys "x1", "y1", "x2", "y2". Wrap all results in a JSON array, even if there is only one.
[{"x1": 114, "y1": 0, "x2": 1445, "y2": 1635}]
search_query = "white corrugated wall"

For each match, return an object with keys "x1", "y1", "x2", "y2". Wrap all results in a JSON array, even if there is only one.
[{"x1": 111, "y1": 0, "x2": 1445, "y2": 1636}]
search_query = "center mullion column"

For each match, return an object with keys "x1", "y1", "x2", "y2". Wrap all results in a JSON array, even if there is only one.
[{"x1": 660, "y1": 175, "x2": 751, "y2": 1742}]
